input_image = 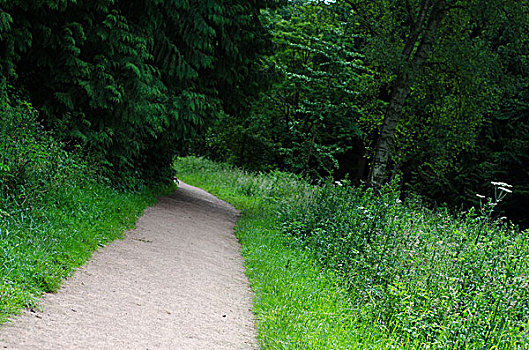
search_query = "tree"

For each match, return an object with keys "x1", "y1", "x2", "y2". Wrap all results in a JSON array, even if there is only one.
[
  {"x1": 337, "y1": 0, "x2": 526, "y2": 187},
  {"x1": 337, "y1": 0, "x2": 458, "y2": 186},
  {"x1": 402, "y1": 0, "x2": 529, "y2": 225},
  {"x1": 0, "y1": 0, "x2": 281, "y2": 184},
  {"x1": 334, "y1": 0, "x2": 529, "y2": 225},
  {"x1": 202, "y1": 1, "x2": 373, "y2": 178}
]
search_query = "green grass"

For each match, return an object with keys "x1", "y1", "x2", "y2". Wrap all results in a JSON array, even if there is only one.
[
  {"x1": 0, "y1": 180, "x2": 174, "y2": 322},
  {"x1": 176, "y1": 156, "x2": 529, "y2": 349},
  {"x1": 0, "y1": 103, "x2": 175, "y2": 322},
  {"x1": 176, "y1": 156, "x2": 395, "y2": 349}
]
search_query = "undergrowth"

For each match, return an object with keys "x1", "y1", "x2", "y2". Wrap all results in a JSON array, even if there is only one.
[
  {"x1": 0, "y1": 102, "x2": 173, "y2": 322},
  {"x1": 175, "y1": 156, "x2": 529, "y2": 349}
]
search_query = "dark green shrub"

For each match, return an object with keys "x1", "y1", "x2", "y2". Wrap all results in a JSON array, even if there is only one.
[
  {"x1": 1, "y1": 0, "x2": 282, "y2": 186},
  {"x1": 1, "y1": 101, "x2": 87, "y2": 211}
]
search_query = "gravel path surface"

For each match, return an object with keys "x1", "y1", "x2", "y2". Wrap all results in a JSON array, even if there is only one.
[{"x1": 0, "y1": 182, "x2": 257, "y2": 349}]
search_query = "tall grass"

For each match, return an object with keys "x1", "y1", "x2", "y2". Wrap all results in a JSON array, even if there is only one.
[
  {"x1": 176, "y1": 156, "x2": 529, "y2": 349},
  {"x1": 0, "y1": 103, "x2": 173, "y2": 322},
  {"x1": 281, "y1": 181, "x2": 529, "y2": 348}
]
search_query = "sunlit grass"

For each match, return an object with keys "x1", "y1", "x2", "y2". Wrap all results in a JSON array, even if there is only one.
[
  {"x1": 0, "y1": 180, "x2": 174, "y2": 323},
  {"x1": 176, "y1": 156, "x2": 529, "y2": 349},
  {"x1": 176, "y1": 156, "x2": 394, "y2": 348},
  {"x1": 0, "y1": 104, "x2": 175, "y2": 322}
]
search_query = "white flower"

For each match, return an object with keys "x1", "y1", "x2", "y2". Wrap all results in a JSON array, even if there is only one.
[
  {"x1": 491, "y1": 181, "x2": 513, "y2": 188},
  {"x1": 476, "y1": 194, "x2": 485, "y2": 199},
  {"x1": 499, "y1": 187, "x2": 512, "y2": 193}
]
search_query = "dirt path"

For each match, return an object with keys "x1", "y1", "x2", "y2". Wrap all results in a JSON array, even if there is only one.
[{"x1": 0, "y1": 182, "x2": 257, "y2": 349}]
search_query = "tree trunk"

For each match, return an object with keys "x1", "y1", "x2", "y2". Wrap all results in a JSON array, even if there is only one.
[
  {"x1": 369, "y1": 75, "x2": 410, "y2": 186},
  {"x1": 306, "y1": 125, "x2": 317, "y2": 169},
  {"x1": 369, "y1": 0, "x2": 447, "y2": 187}
]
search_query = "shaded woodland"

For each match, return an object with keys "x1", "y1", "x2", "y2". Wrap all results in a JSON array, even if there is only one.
[
  {"x1": 1, "y1": 0, "x2": 528, "y2": 225},
  {"x1": 197, "y1": 0, "x2": 529, "y2": 227}
]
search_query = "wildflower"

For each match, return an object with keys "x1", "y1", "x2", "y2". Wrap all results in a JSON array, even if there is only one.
[
  {"x1": 476, "y1": 194, "x2": 485, "y2": 199},
  {"x1": 499, "y1": 187, "x2": 512, "y2": 193},
  {"x1": 491, "y1": 181, "x2": 513, "y2": 188}
]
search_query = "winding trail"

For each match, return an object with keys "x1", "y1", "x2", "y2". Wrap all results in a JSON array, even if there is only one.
[{"x1": 0, "y1": 183, "x2": 257, "y2": 349}]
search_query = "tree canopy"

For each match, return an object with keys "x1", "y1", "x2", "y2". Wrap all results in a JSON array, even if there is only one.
[
  {"x1": 1, "y1": 0, "x2": 528, "y2": 225},
  {"x1": 200, "y1": 0, "x2": 529, "y2": 226},
  {"x1": 1, "y1": 0, "x2": 281, "y2": 184}
]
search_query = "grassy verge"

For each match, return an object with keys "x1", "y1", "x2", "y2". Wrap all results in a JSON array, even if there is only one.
[
  {"x1": 176, "y1": 156, "x2": 529, "y2": 349},
  {"x1": 0, "y1": 181, "x2": 173, "y2": 323},
  {"x1": 0, "y1": 103, "x2": 175, "y2": 322},
  {"x1": 176, "y1": 156, "x2": 394, "y2": 349}
]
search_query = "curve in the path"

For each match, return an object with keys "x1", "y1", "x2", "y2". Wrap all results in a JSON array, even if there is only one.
[{"x1": 0, "y1": 182, "x2": 257, "y2": 350}]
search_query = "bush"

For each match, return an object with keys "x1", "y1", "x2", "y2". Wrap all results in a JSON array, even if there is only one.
[{"x1": 0, "y1": 102, "x2": 87, "y2": 212}]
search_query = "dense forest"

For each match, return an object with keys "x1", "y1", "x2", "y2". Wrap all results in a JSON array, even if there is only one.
[
  {"x1": 2, "y1": 0, "x2": 528, "y2": 226},
  {"x1": 198, "y1": 0, "x2": 529, "y2": 227},
  {"x1": 1, "y1": 0, "x2": 282, "y2": 184}
]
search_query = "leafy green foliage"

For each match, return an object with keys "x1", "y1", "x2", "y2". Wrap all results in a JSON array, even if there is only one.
[
  {"x1": 281, "y1": 180, "x2": 529, "y2": 347},
  {"x1": 399, "y1": 0, "x2": 529, "y2": 226},
  {"x1": 195, "y1": 0, "x2": 529, "y2": 226},
  {"x1": 0, "y1": 0, "x2": 281, "y2": 185},
  {"x1": 0, "y1": 101, "x2": 81, "y2": 209},
  {"x1": 201, "y1": 1, "x2": 373, "y2": 179}
]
